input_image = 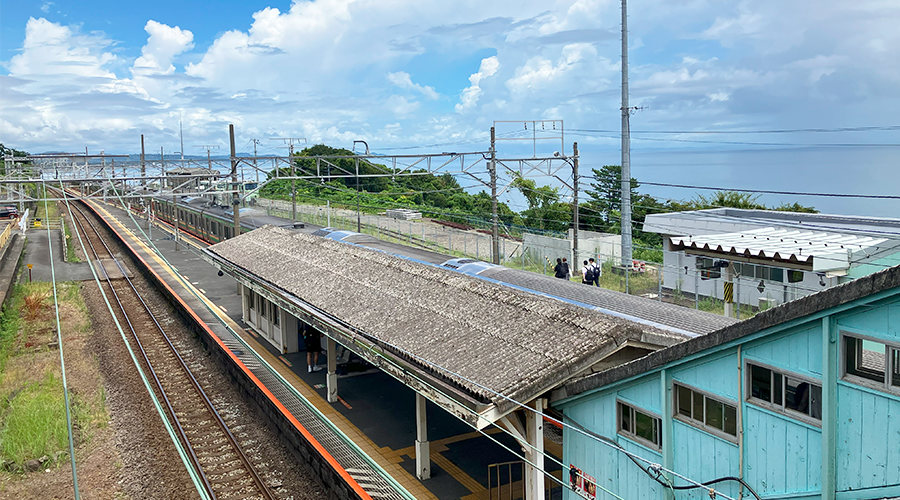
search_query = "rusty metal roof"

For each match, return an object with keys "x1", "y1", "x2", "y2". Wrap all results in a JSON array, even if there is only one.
[{"x1": 207, "y1": 225, "x2": 689, "y2": 410}]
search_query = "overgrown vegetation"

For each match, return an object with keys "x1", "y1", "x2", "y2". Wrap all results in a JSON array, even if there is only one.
[{"x1": 0, "y1": 282, "x2": 104, "y2": 471}]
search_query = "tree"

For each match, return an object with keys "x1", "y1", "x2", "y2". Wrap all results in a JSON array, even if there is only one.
[
  {"x1": 511, "y1": 173, "x2": 562, "y2": 231},
  {"x1": 586, "y1": 165, "x2": 639, "y2": 229}
]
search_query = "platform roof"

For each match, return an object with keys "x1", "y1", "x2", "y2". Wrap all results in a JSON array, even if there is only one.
[
  {"x1": 206, "y1": 225, "x2": 688, "y2": 425},
  {"x1": 670, "y1": 227, "x2": 894, "y2": 272}
]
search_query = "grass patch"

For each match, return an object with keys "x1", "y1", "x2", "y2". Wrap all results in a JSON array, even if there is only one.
[
  {"x1": 62, "y1": 216, "x2": 81, "y2": 263},
  {"x1": 0, "y1": 282, "x2": 106, "y2": 468},
  {"x1": 0, "y1": 292, "x2": 22, "y2": 377},
  {"x1": 0, "y1": 372, "x2": 69, "y2": 464}
]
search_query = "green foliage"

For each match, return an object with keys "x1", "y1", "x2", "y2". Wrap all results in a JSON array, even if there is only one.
[
  {"x1": 0, "y1": 292, "x2": 21, "y2": 377},
  {"x1": 0, "y1": 372, "x2": 69, "y2": 464}
]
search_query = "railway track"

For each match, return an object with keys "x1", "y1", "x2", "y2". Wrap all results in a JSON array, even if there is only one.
[{"x1": 63, "y1": 192, "x2": 279, "y2": 500}]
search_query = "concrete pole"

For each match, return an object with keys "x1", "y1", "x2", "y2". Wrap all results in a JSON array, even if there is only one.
[
  {"x1": 230, "y1": 124, "x2": 240, "y2": 237},
  {"x1": 572, "y1": 142, "x2": 579, "y2": 266},
  {"x1": 490, "y1": 126, "x2": 500, "y2": 264},
  {"x1": 140, "y1": 134, "x2": 146, "y2": 191},
  {"x1": 415, "y1": 393, "x2": 431, "y2": 480},
  {"x1": 525, "y1": 399, "x2": 545, "y2": 500},
  {"x1": 291, "y1": 143, "x2": 296, "y2": 221},
  {"x1": 620, "y1": 0, "x2": 633, "y2": 269}
]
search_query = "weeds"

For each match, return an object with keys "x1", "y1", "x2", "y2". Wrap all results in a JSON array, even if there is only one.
[
  {"x1": 0, "y1": 371, "x2": 69, "y2": 464},
  {"x1": 22, "y1": 290, "x2": 51, "y2": 321}
]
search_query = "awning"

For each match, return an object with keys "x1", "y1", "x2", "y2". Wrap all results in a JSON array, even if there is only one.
[{"x1": 669, "y1": 227, "x2": 889, "y2": 272}]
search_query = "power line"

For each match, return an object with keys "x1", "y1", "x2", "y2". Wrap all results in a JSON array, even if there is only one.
[
  {"x1": 587, "y1": 174, "x2": 900, "y2": 200},
  {"x1": 566, "y1": 131, "x2": 900, "y2": 148},
  {"x1": 570, "y1": 125, "x2": 900, "y2": 134}
]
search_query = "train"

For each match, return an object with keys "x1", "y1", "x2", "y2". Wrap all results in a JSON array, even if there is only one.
[{"x1": 148, "y1": 194, "x2": 732, "y2": 338}]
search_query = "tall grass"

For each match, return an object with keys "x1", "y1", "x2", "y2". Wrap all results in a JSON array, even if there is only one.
[{"x1": 0, "y1": 372, "x2": 69, "y2": 464}]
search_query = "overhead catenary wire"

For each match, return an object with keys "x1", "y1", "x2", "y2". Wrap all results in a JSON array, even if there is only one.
[
  {"x1": 52, "y1": 184, "x2": 213, "y2": 499},
  {"x1": 42, "y1": 187, "x2": 81, "y2": 499}
]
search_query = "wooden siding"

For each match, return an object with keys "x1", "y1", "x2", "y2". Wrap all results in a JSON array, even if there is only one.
[
  {"x1": 672, "y1": 420, "x2": 740, "y2": 500},
  {"x1": 838, "y1": 300, "x2": 900, "y2": 341},
  {"x1": 743, "y1": 324, "x2": 823, "y2": 377},
  {"x1": 563, "y1": 392, "x2": 664, "y2": 500},
  {"x1": 617, "y1": 377, "x2": 661, "y2": 414},
  {"x1": 671, "y1": 351, "x2": 739, "y2": 400},
  {"x1": 744, "y1": 405, "x2": 822, "y2": 495},
  {"x1": 836, "y1": 383, "x2": 900, "y2": 492}
]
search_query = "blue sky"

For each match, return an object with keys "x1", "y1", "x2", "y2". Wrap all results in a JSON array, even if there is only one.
[{"x1": 1, "y1": 0, "x2": 899, "y2": 216}]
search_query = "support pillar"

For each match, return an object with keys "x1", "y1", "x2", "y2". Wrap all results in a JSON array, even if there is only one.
[
  {"x1": 822, "y1": 316, "x2": 837, "y2": 500},
  {"x1": 525, "y1": 399, "x2": 545, "y2": 500},
  {"x1": 327, "y1": 337, "x2": 338, "y2": 403},
  {"x1": 415, "y1": 393, "x2": 431, "y2": 480}
]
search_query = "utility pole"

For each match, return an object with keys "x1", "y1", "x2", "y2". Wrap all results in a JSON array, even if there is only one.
[
  {"x1": 490, "y1": 127, "x2": 499, "y2": 265},
  {"x1": 230, "y1": 124, "x2": 240, "y2": 237},
  {"x1": 621, "y1": 0, "x2": 633, "y2": 276},
  {"x1": 572, "y1": 142, "x2": 579, "y2": 265},
  {"x1": 140, "y1": 134, "x2": 146, "y2": 191},
  {"x1": 251, "y1": 139, "x2": 262, "y2": 187},
  {"x1": 195, "y1": 144, "x2": 219, "y2": 199},
  {"x1": 352, "y1": 140, "x2": 369, "y2": 234},
  {"x1": 271, "y1": 138, "x2": 306, "y2": 221}
]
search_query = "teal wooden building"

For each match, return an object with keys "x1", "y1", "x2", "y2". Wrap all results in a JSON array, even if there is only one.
[{"x1": 550, "y1": 265, "x2": 900, "y2": 500}]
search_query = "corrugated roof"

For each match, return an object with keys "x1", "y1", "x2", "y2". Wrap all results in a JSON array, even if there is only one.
[
  {"x1": 208, "y1": 225, "x2": 688, "y2": 409},
  {"x1": 670, "y1": 227, "x2": 889, "y2": 271}
]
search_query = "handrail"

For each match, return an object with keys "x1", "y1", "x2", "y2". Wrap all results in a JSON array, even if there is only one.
[{"x1": 0, "y1": 222, "x2": 13, "y2": 248}]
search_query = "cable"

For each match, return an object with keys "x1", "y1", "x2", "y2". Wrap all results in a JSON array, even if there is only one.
[
  {"x1": 570, "y1": 125, "x2": 900, "y2": 134},
  {"x1": 42, "y1": 185, "x2": 81, "y2": 499},
  {"x1": 587, "y1": 176, "x2": 900, "y2": 201},
  {"x1": 564, "y1": 131, "x2": 900, "y2": 148}
]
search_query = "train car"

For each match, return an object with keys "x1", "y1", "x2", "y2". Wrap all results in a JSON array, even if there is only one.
[{"x1": 150, "y1": 195, "x2": 304, "y2": 244}]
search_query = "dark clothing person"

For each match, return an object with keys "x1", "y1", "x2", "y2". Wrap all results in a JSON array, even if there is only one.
[
  {"x1": 554, "y1": 258, "x2": 567, "y2": 279},
  {"x1": 581, "y1": 260, "x2": 592, "y2": 285},
  {"x1": 302, "y1": 324, "x2": 323, "y2": 373},
  {"x1": 589, "y1": 258, "x2": 601, "y2": 286}
]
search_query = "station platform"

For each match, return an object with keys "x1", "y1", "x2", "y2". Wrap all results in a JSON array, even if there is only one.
[{"x1": 79, "y1": 198, "x2": 562, "y2": 500}]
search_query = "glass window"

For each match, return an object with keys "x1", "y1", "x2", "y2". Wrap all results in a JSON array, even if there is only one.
[
  {"x1": 788, "y1": 270, "x2": 804, "y2": 283},
  {"x1": 751, "y1": 365, "x2": 772, "y2": 402},
  {"x1": 617, "y1": 402, "x2": 661, "y2": 449},
  {"x1": 692, "y1": 390, "x2": 704, "y2": 421},
  {"x1": 747, "y1": 363, "x2": 822, "y2": 422},
  {"x1": 845, "y1": 336, "x2": 885, "y2": 383},
  {"x1": 272, "y1": 302, "x2": 279, "y2": 326},
  {"x1": 674, "y1": 384, "x2": 737, "y2": 438},
  {"x1": 724, "y1": 405, "x2": 737, "y2": 437},
  {"x1": 677, "y1": 386, "x2": 692, "y2": 417},
  {"x1": 620, "y1": 404, "x2": 632, "y2": 434},
  {"x1": 769, "y1": 268, "x2": 784, "y2": 283},
  {"x1": 891, "y1": 349, "x2": 900, "y2": 387},
  {"x1": 706, "y1": 399, "x2": 724, "y2": 431}
]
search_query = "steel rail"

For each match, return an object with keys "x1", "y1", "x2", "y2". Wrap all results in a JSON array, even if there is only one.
[{"x1": 60, "y1": 188, "x2": 276, "y2": 500}]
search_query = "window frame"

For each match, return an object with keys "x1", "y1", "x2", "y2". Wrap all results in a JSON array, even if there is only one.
[
  {"x1": 744, "y1": 360, "x2": 823, "y2": 426},
  {"x1": 616, "y1": 400, "x2": 662, "y2": 451},
  {"x1": 673, "y1": 382, "x2": 738, "y2": 443},
  {"x1": 841, "y1": 331, "x2": 900, "y2": 396}
]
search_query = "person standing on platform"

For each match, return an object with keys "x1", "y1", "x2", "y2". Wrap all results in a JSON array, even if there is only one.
[
  {"x1": 302, "y1": 324, "x2": 323, "y2": 373},
  {"x1": 562, "y1": 258, "x2": 572, "y2": 279}
]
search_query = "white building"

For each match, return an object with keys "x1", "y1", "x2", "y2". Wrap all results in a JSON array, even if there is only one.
[{"x1": 644, "y1": 208, "x2": 900, "y2": 310}]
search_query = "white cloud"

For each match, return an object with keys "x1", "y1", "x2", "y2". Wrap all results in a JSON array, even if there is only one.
[
  {"x1": 132, "y1": 20, "x2": 194, "y2": 77},
  {"x1": 40, "y1": 2, "x2": 53, "y2": 13},
  {"x1": 505, "y1": 44, "x2": 595, "y2": 95},
  {"x1": 387, "y1": 95, "x2": 420, "y2": 117},
  {"x1": 386, "y1": 72, "x2": 439, "y2": 100},
  {"x1": 455, "y1": 56, "x2": 500, "y2": 113}
]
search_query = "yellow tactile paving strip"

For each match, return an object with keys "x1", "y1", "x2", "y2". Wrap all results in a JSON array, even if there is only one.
[{"x1": 86, "y1": 200, "x2": 521, "y2": 500}]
